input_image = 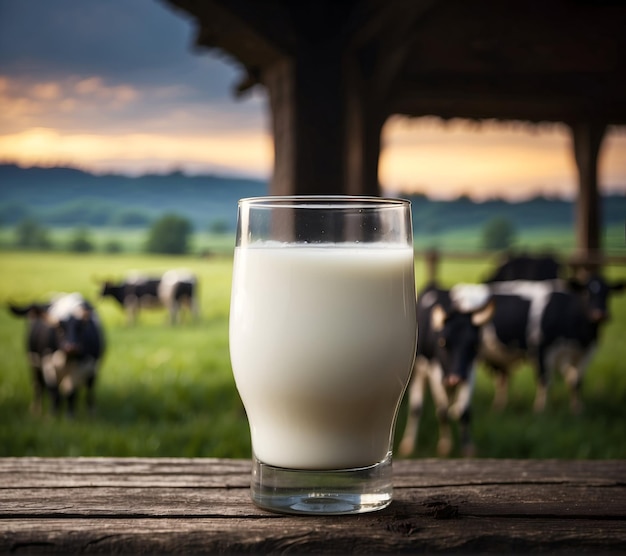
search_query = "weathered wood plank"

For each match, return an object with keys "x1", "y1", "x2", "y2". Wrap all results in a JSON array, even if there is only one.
[
  {"x1": 0, "y1": 458, "x2": 625, "y2": 554},
  {"x1": 0, "y1": 457, "x2": 244, "y2": 476},
  {"x1": 1, "y1": 516, "x2": 625, "y2": 554},
  {"x1": 1, "y1": 457, "x2": 624, "y2": 484},
  {"x1": 1, "y1": 484, "x2": 624, "y2": 517}
]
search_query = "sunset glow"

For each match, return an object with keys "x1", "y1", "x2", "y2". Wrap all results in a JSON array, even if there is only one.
[
  {"x1": 2, "y1": 97, "x2": 625, "y2": 201},
  {"x1": 1, "y1": 25, "x2": 625, "y2": 201},
  {"x1": 381, "y1": 118, "x2": 626, "y2": 199},
  {"x1": 381, "y1": 118, "x2": 576, "y2": 200},
  {"x1": 0, "y1": 127, "x2": 274, "y2": 178}
]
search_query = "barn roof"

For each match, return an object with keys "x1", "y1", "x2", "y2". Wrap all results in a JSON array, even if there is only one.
[
  {"x1": 163, "y1": 0, "x2": 625, "y2": 257},
  {"x1": 165, "y1": 0, "x2": 626, "y2": 126}
]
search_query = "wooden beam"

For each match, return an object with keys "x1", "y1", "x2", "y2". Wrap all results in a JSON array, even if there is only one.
[
  {"x1": 166, "y1": 0, "x2": 290, "y2": 72},
  {"x1": 259, "y1": 0, "x2": 431, "y2": 197},
  {"x1": 391, "y1": 74, "x2": 626, "y2": 124},
  {"x1": 571, "y1": 121, "x2": 606, "y2": 260},
  {"x1": 341, "y1": 1, "x2": 435, "y2": 196},
  {"x1": 264, "y1": 58, "x2": 295, "y2": 196},
  {"x1": 263, "y1": 45, "x2": 346, "y2": 195},
  {"x1": 343, "y1": 79, "x2": 383, "y2": 196}
]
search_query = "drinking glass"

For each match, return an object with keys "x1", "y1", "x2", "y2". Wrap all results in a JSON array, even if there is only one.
[{"x1": 229, "y1": 196, "x2": 417, "y2": 515}]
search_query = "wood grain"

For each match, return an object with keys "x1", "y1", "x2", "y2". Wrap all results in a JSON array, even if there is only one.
[{"x1": 1, "y1": 458, "x2": 625, "y2": 554}]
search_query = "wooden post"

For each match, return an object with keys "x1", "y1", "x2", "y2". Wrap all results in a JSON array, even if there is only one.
[
  {"x1": 260, "y1": 4, "x2": 426, "y2": 199},
  {"x1": 571, "y1": 121, "x2": 606, "y2": 264},
  {"x1": 232, "y1": 3, "x2": 428, "y2": 199},
  {"x1": 343, "y1": 63, "x2": 385, "y2": 197},
  {"x1": 264, "y1": 58, "x2": 297, "y2": 197},
  {"x1": 263, "y1": 45, "x2": 360, "y2": 195},
  {"x1": 425, "y1": 248, "x2": 440, "y2": 283}
]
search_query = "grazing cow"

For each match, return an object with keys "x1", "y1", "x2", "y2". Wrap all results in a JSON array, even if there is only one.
[
  {"x1": 101, "y1": 269, "x2": 199, "y2": 325},
  {"x1": 481, "y1": 273, "x2": 626, "y2": 413},
  {"x1": 158, "y1": 269, "x2": 200, "y2": 325},
  {"x1": 9, "y1": 292, "x2": 105, "y2": 416},
  {"x1": 482, "y1": 253, "x2": 561, "y2": 409},
  {"x1": 399, "y1": 282, "x2": 495, "y2": 457},
  {"x1": 100, "y1": 273, "x2": 161, "y2": 325}
]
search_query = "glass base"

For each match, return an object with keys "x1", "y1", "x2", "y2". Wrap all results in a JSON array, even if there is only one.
[{"x1": 250, "y1": 453, "x2": 394, "y2": 515}]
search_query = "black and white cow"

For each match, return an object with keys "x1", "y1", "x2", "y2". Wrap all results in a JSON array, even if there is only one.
[
  {"x1": 9, "y1": 292, "x2": 105, "y2": 416},
  {"x1": 100, "y1": 273, "x2": 161, "y2": 325},
  {"x1": 481, "y1": 273, "x2": 625, "y2": 413},
  {"x1": 101, "y1": 269, "x2": 199, "y2": 325},
  {"x1": 399, "y1": 282, "x2": 494, "y2": 457},
  {"x1": 158, "y1": 269, "x2": 200, "y2": 325},
  {"x1": 482, "y1": 253, "x2": 562, "y2": 410}
]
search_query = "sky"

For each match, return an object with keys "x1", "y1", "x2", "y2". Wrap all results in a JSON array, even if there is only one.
[{"x1": 1, "y1": 0, "x2": 625, "y2": 201}]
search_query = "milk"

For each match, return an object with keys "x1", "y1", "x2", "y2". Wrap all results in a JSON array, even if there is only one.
[{"x1": 229, "y1": 243, "x2": 417, "y2": 470}]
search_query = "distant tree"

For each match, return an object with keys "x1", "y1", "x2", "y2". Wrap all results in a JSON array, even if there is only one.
[
  {"x1": 482, "y1": 216, "x2": 517, "y2": 251},
  {"x1": 15, "y1": 217, "x2": 53, "y2": 250},
  {"x1": 145, "y1": 213, "x2": 193, "y2": 255},
  {"x1": 68, "y1": 226, "x2": 94, "y2": 253}
]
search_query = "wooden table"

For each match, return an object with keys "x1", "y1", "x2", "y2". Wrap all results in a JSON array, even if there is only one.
[{"x1": 1, "y1": 458, "x2": 624, "y2": 554}]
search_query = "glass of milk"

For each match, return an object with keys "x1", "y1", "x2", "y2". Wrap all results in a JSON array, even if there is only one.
[{"x1": 229, "y1": 196, "x2": 417, "y2": 515}]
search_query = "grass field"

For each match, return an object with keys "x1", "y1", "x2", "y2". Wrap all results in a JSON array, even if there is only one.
[{"x1": 1, "y1": 249, "x2": 625, "y2": 459}]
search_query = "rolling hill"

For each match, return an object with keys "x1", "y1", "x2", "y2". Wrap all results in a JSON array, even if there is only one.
[{"x1": 1, "y1": 164, "x2": 625, "y2": 238}]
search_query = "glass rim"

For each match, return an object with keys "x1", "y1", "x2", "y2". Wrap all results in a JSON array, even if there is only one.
[{"x1": 238, "y1": 195, "x2": 411, "y2": 209}]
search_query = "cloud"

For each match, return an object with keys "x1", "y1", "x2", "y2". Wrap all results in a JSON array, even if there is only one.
[
  {"x1": 0, "y1": 0, "x2": 268, "y2": 144},
  {"x1": 0, "y1": 0, "x2": 245, "y2": 98},
  {"x1": 0, "y1": 74, "x2": 267, "y2": 135}
]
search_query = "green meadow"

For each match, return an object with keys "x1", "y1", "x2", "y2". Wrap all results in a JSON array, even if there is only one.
[{"x1": 1, "y1": 246, "x2": 625, "y2": 459}]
